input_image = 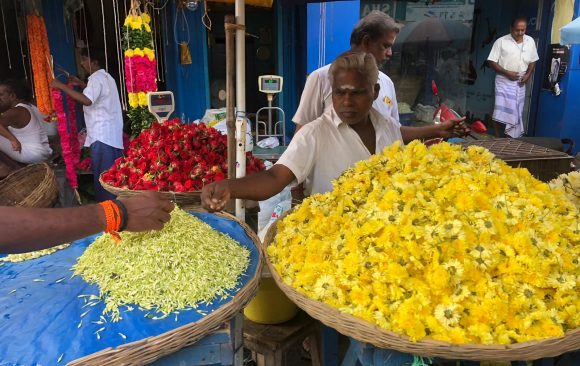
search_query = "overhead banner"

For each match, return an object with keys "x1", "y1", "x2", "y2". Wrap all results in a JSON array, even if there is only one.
[
  {"x1": 360, "y1": 0, "x2": 475, "y2": 21},
  {"x1": 207, "y1": 0, "x2": 273, "y2": 8}
]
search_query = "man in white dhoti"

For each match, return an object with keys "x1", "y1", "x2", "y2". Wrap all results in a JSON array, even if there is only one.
[{"x1": 487, "y1": 17, "x2": 539, "y2": 138}]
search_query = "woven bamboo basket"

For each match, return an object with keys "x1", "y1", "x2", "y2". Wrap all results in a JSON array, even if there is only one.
[
  {"x1": 99, "y1": 174, "x2": 260, "y2": 210},
  {"x1": 460, "y1": 138, "x2": 573, "y2": 182},
  {"x1": 69, "y1": 209, "x2": 263, "y2": 366},
  {"x1": 263, "y1": 221, "x2": 580, "y2": 362},
  {"x1": 99, "y1": 174, "x2": 202, "y2": 208},
  {"x1": 0, "y1": 163, "x2": 58, "y2": 208}
]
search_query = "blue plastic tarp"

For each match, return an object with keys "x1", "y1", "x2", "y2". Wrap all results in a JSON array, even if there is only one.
[
  {"x1": 0, "y1": 212, "x2": 261, "y2": 366},
  {"x1": 561, "y1": 17, "x2": 580, "y2": 45}
]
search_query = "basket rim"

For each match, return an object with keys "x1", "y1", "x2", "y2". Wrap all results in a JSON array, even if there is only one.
[
  {"x1": 459, "y1": 138, "x2": 572, "y2": 160},
  {"x1": 99, "y1": 173, "x2": 202, "y2": 197},
  {"x1": 0, "y1": 162, "x2": 53, "y2": 182},
  {"x1": 262, "y1": 217, "x2": 580, "y2": 362},
  {"x1": 69, "y1": 209, "x2": 263, "y2": 366},
  {"x1": 0, "y1": 163, "x2": 58, "y2": 208}
]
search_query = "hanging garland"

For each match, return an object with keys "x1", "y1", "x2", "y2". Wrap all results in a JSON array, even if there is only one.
[
  {"x1": 122, "y1": 9, "x2": 158, "y2": 137},
  {"x1": 26, "y1": 15, "x2": 54, "y2": 117},
  {"x1": 52, "y1": 85, "x2": 80, "y2": 191}
]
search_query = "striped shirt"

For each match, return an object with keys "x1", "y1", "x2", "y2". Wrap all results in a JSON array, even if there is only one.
[{"x1": 83, "y1": 69, "x2": 124, "y2": 149}]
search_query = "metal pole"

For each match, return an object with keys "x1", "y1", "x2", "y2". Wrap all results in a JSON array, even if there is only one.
[
  {"x1": 267, "y1": 95, "x2": 273, "y2": 135},
  {"x1": 225, "y1": 15, "x2": 236, "y2": 181},
  {"x1": 235, "y1": 0, "x2": 247, "y2": 221}
]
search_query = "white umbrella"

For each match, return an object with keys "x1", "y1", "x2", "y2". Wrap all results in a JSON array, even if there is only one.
[
  {"x1": 560, "y1": 16, "x2": 580, "y2": 45},
  {"x1": 394, "y1": 17, "x2": 471, "y2": 49}
]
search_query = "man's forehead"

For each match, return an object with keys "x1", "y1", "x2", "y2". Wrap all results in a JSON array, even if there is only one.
[
  {"x1": 378, "y1": 30, "x2": 397, "y2": 42},
  {"x1": 332, "y1": 69, "x2": 373, "y2": 90},
  {"x1": 334, "y1": 84, "x2": 358, "y2": 91}
]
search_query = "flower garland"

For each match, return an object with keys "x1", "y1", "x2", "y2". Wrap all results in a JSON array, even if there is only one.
[
  {"x1": 52, "y1": 85, "x2": 80, "y2": 190},
  {"x1": 122, "y1": 12, "x2": 157, "y2": 136},
  {"x1": 26, "y1": 15, "x2": 54, "y2": 117},
  {"x1": 67, "y1": 93, "x2": 80, "y2": 167},
  {"x1": 268, "y1": 141, "x2": 579, "y2": 345}
]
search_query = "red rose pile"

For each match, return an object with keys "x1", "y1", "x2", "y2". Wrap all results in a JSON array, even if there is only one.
[{"x1": 101, "y1": 119, "x2": 265, "y2": 192}]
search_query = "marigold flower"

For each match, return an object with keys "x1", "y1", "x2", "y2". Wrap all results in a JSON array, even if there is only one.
[{"x1": 269, "y1": 141, "x2": 579, "y2": 344}]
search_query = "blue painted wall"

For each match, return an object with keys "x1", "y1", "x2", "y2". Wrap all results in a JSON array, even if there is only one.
[
  {"x1": 536, "y1": 0, "x2": 580, "y2": 154},
  {"x1": 306, "y1": 1, "x2": 360, "y2": 73},
  {"x1": 42, "y1": 0, "x2": 78, "y2": 79},
  {"x1": 163, "y1": 1, "x2": 210, "y2": 122},
  {"x1": 278, "y1": 1, "x2": 307, "y2": 138}
]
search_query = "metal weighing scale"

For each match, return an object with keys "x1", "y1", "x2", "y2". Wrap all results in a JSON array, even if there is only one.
[
  {"x1": 252, "y1": 75, "x2": 287, "y2": 161},
  {"x1": 147, "y1": 91, "x2": 175, "y2": 123}
]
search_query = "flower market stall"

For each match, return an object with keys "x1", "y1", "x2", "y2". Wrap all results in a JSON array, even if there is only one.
[
  {"x1": 99, "y1": 118, "x2": 264, "y2": 207},
  {"x1": 0, "y1": 209, "x2": 263, "y2": 365},
  {"x1": 264, "y1": 141, "x2": 579, "y2": 362}
]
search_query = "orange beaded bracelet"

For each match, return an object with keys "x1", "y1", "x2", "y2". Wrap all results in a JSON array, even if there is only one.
[{"x1": 99, "y1": 200, "x2": 122, "y2": 233}]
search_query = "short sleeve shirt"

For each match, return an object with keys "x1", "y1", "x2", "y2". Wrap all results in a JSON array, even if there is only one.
[
  {"x1": 292, "y1": 65, "x2": 400, "y2": 126},
  {"x1": 278, "y1": 107, "x2": 403, "y2": 196},
  {"x1": 83, "y1": 69, "x2": 124, "y2": 149},
  {"x1": 487, "y1": 34, "x2": 539, "y2": 73}
]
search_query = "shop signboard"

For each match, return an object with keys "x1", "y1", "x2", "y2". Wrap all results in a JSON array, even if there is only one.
[
  {"x1": 360, "y1": 0, "x2": 475, "y2": 21},
  {"x1": 542, "y1": 44, "x2": 570, "y2": 91}
]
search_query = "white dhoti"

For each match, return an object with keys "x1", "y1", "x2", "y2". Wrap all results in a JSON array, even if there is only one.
[
  {"x1": 492, "y1": 74, "x2": 526, "y2": 138},
  {"x1": 0, "y1": 138, "x2": 52, "y2": 164}
]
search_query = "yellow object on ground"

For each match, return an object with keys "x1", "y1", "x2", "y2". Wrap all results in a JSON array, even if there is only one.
[{"x1": 244, "y1": 270, "x2": 298, "y2": 324}]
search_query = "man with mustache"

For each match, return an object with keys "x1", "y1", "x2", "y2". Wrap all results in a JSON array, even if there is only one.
[
  {"x1": 293, "y1": 11, "x2": 465, "y2": 143},
  {"x1": 202, "y1": 51, "x2": 402, "y2": 208}
]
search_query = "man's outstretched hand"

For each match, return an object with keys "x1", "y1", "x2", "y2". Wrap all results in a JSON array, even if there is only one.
[
  {"x1": 438, "y1": 117, "x2": 469, "y2": 139},
  {"x1": 119, "y1": 191, "x2": 175, "y2": 232},
  {"x1": 201, "y1": 180, "x2": 231, "y2": 212}
]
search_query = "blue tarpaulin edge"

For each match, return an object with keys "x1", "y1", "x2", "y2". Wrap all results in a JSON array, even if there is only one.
[{"x1": 0, "y1": 212, "x2": 261, "y2": 366}]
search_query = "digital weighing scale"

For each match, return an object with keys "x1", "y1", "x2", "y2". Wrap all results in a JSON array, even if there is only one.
[
  {"x1": 147, "y1": 91, "x2": 175, "y2": 123},
  {"x1": 253, "y1": 75, "x2": 287, "y2": 161}
]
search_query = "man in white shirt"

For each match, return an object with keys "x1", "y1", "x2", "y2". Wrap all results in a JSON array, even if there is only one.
[
  {"x1": 291, "y1": 11, "x2": 465, "y2": 202},
  {"x1": 293, "y1": 11, "x2": 464, "y2": 144},
  {"x1": 52, "y1": 49, "x2": 124, "y2": 202},
  {"x1": 293, "y1": 12, "x2": 399, "y2": 126},
  {"x1": 201, "y1": 51, "x2": 409, "y2": 210},
  {"x1": 487, "y1": 17, "x2": 539, "y2": 138}
]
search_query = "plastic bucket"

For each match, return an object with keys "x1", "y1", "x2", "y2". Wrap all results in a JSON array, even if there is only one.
[{"x1": 243, "y1": 268, "x2": 298, "y2": 324}]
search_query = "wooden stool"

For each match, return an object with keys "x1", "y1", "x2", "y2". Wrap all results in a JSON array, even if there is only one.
[
  {"x1": 244, "y1": 311, "x2": 322, "y2": 366},
  {"x1": 151, "y1": 313, "x2": 244, "y2": 366}
]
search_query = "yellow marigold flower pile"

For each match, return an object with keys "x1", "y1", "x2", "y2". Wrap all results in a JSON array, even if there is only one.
[
  {"x1": 268, "y1": 141, "x2": 579, "y2": 345},
  {"x1": 550, "y1": 171, "x2": 580, "y2": 210}
]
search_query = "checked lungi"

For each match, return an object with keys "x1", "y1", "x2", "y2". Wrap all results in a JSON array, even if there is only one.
[{"x1": 492, "y1": 73, "x2": 526, "y2": 138}]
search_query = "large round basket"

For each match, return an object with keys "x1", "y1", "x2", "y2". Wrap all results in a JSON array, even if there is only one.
[
  {"x1": 65, "y1": 209, "x2": 263, "y2": 366},
  {"x1": 0, "y1": 163, "x2": 58, "y2": 208},
  {"x1": 99, "y1": 173, "x2": 202, "y2": 208},
  {"x1": 263, "y1": 222, "x2": 580, "y2": 362}
]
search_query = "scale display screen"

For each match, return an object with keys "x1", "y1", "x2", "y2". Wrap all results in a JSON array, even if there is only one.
[
  {"x1": 261, "y1": 78, "x2": 279, "y2": 92},
  {"x1": 258, "y1": 75, "x2": 283, "y2": 94},
  {"x1": 150, "y1": 94, "x2": 173, "y2": 107},
  {"x1": 147, "y1": 91, "x2": 175, "y2": 123}
]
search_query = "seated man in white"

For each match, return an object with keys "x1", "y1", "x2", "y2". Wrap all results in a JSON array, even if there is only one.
[{"x1": 0, "y1": 80, "x2": 52, "y2": 177}]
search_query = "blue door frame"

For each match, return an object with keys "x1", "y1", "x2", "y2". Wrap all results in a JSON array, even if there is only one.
[
  {"x1": 527, "y1": 0, "x2": 554, "y2": 137},
  {"x1": 535, "y1": 0, "x2": 580, "y2": 154}
]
